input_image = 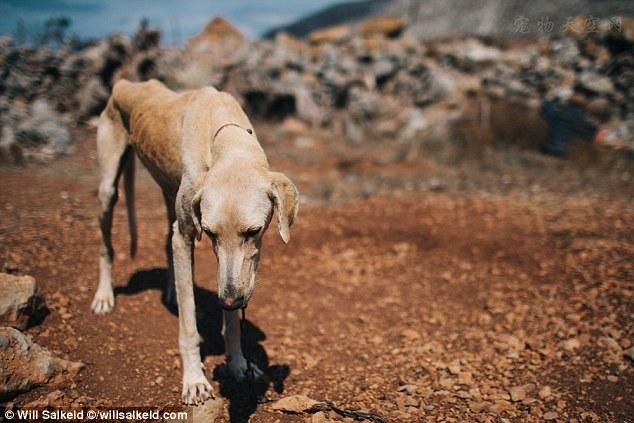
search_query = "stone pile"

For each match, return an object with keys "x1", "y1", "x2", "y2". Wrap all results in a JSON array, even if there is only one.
[
  {"x1": 165, "y1": 15, "x2": 633, "y2": 152},
  {"x1": 0, "y1": 14, "x2": 632, "y2": 164},
  {"x1": 0, "y1": 272, "x2": 83, "y2": 401},
  {"x1": 0, "y1": 20, "x2": 163, "y2": 164}
]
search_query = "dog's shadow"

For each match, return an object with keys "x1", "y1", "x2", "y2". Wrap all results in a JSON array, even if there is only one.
[{"x1": 114, "y1": 267, "x2": 290, "y2": 423}]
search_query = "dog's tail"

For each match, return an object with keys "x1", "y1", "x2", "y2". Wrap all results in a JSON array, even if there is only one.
[{"x1": 123, "y1": 149, "x2": 137, "y2": 258}]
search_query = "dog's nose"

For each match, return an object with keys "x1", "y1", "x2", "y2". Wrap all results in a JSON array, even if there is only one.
[{"x1": 219, "y1": 296, "x2": 245, "y2": 310}]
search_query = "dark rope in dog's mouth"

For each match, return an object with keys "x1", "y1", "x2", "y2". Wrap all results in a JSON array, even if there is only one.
[{"x1": 239, "y1": 307, "x2": 390, "y2": 422}]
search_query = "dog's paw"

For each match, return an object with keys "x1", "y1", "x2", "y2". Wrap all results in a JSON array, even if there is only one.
[
  {"x1": 182, "y1": 374, "x2": 213, "y2": 405},
  {"x1": 91, "y1": 290, "x2": 114, "y2": 314}
]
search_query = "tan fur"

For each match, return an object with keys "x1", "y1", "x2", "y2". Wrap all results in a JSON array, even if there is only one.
[{"x1": 91, "y1": 79, "x2": 299, "y2": 404}]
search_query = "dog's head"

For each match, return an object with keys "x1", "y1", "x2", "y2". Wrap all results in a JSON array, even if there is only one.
[{"x1": 191, "y1": 168, "x2": 299, "y2": 310}]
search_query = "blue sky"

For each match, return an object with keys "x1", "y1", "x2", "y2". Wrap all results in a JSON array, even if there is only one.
[{"x1": 0, "y1": 0, "x2": 350, "y2": 43}]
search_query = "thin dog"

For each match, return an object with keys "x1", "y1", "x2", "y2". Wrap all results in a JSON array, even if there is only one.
[{"x1": 91, "y1": 79, "x2": 299, "y2": 404}]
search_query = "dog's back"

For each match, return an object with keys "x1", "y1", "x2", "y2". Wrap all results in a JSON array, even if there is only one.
[
  {"x1": 111, "y1": 79, "x2": 176, "y2": 114},
  {"x1": 107, "y1": 79, "x2": 195, "y2": 185},
  {"x1": 107, "y1": 79, "x2": 257, "y2": 187}
]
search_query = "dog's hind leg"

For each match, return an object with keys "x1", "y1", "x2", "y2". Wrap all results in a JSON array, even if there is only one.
[
  {"x1": 92, "y1": 109, "x2": 130, "y2": 314},
  {"x1": 162, "y1": 190, "x2": 177, "y2": 309},
  {"x1": 123, "y1": 149, "x2": 137, "y2": 258}
]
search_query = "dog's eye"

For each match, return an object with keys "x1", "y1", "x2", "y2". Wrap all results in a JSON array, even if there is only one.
[{"x1": 242, "y1": 227, "x2": 261, "y2": 239}]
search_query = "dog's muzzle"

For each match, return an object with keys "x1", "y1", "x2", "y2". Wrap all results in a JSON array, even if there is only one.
[{"x1": 219, "y1": 295, "x2": 246, "y2": 310}]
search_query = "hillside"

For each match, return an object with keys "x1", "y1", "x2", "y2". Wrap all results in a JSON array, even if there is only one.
[{"x1": 266, "y1": 0, "x2": 634, "y2": 39}]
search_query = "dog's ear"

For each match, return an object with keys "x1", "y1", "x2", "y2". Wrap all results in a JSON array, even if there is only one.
[
  {"x1": 269, "y1": 172, "x2": 299, "y2": 244},
  {"x1": 191, "y1": 190, "x2": 203, "y2": 241}
]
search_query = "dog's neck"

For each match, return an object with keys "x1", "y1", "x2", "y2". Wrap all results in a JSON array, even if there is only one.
[{"x1": 209, "y1": 125, "x2": 268, "y2": 169}]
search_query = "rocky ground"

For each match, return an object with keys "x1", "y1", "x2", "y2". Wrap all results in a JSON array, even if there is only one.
[{"x1": 0, "y1": 123, "x2": 632, "y2": 422}]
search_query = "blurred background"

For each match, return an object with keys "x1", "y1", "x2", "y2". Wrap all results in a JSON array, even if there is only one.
[
  {"x1": 0, "y1": 0, "x2": 347, "y2": 41},
  {"x1": 0, "y1": 0, "x2": 632, "y2": 200}
]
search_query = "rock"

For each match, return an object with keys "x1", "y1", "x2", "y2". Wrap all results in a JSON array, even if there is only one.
[
  {"x1": 23, "y1": 389, "x2": 67, "y2": 408},
  {"x1": 400, "y1": 108, "x2": 429, "y2": 140},
  {"x1": 7, "y1": 99, "x2": 71, "y2": 161},
  {"x1": 403, "y1": 67, "x2": 453, "y2": 107},
  {"x1": 447, "y1": 362, "x2": 461, "y2": 375},
  {"x1": 1, "y1": 99, "x2": 73, "y2": 163},
  {"x1": 456, "y1": 390, "x2": 472, "y2": 399},
  {"x1": 549, "y1": 38, "x2": 580, "y2": 67},
  {"x1": 0, "y1": 327, "x2": 83, "y2": 400},
  {"x1": 76, "y1": 77, "x2": 110, "y2": 120},
  {"x1": 347, "y1": 85, "x2": 381, "y2": 119},
  {"x1": 624, "y1": 346, "x2": 634, "y2": 362},
  {"x1": 360, "y1": 17, "x2": 407, "y2": 38},
  {"x1": 281, "y1": 117, "x2": 309, "y2": 134},
  {"x1": 22, "y1": 389, "x2": 72, "y2": 409},
  {"x1": 586, "y1": 97, "x2": 612, "y2": 121},
  {"x1": 271, "y1": 395, "x2": 322, "y2": 413},
  {"x1": 175, "y1": 17, "x2": 247, "y2": 88},
  {"x1": 538, "y1": 386, "x2": 552, "y2": 399},
  {"x1": 308, "y1": 25, "x2": 351, "y2": 45},
  {"x1": 560, "y1": 337, "x2": 581, "y2": 351},
  {"x1": 191, "y1": 398, "x2": 225, "y2": 422},
  {"x1": 463, "y1": 39, "x2": 502, "y2": 65},
  {"x1": 311, "y1": 411, "x2": 336, "y2": 423},
  {"x1": 290, "y1": 78, "x2": 323, "y2": 125},
  {"x1": 401, "y1": 328, "x2": 421, "y2": 341},
  {"x1": 458, "y1": 372, "x2": 473, "y2": 385},
  {"x1": 404, "y1": 396, "x2": 420, "y2": 407},
  {"x1": 468, "y1": 401, "x2": 489, "y2": 412},
  {"x1": 578, "y1": 72, "x2": 615, "y2": 95},
  {"x1": 397, "y1": 384, "x2": 418, "y2": 394},
  {"x1": 187, "y1": 16, "x2": 246, "y2": 55},
  {"x1": 599, "y1": 336, "x2": 622, "y2": 353},
  {"x1": 373, "y1": 58, "x2": 399, "y2": 86},
  {"x1": 498, "y1": 334, "x2": 525, "y2": 351},
  {"x1": 543, "y1": 411, "x2": 559, "y2": 420},
  {"x1": 509, "y1": 384, "x2": 532, "y2": 402},
  {"x1": 0, "y1": 273, "x2": 43, "y2": 330}
]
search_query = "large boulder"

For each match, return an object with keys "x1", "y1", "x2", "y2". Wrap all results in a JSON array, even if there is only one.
[
  {"x1": 188, "y1": 16, "x2": 246, "y2": 54},
  {"x1": 174, "y1": 17, "x2": 247, "y2": 88},
  {"x1": 0, "y1": 273, "x2": 43, "y2": 330},
  {"x1": 0, "y1": 327, "x2": 83, "y2": 400}
]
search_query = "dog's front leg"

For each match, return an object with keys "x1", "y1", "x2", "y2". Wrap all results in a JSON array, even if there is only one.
[
  {"x1": 172, "y1": 221, "x2": 213, "y2": 404},
  {"x1": 223, "y1": 309, "x2": 263, "y2": 381}
]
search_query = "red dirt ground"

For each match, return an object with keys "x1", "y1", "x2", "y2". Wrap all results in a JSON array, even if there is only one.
[{"x1": 1, "y1": 129, "x2": 633, "y2": 422}]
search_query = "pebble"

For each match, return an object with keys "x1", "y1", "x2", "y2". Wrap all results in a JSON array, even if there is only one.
[
  {"x1": 397, "y1": 384, "x2": 418, "y2": 394},
  {"x1": 401, "y1": 329, "x2": 420, "y2": 341},
  {"x1": 543, "y1": 411, "x2": 559, "y2": 420},
  {"x1": 538, "y1": 386, "x2": 552, "y2": 399},
  {"x1": 560, "y1": 338, "x2": 581, "y2": 351},
  {"x1": 509, "y1": 385, "x2": 530, "y2": 402}
]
